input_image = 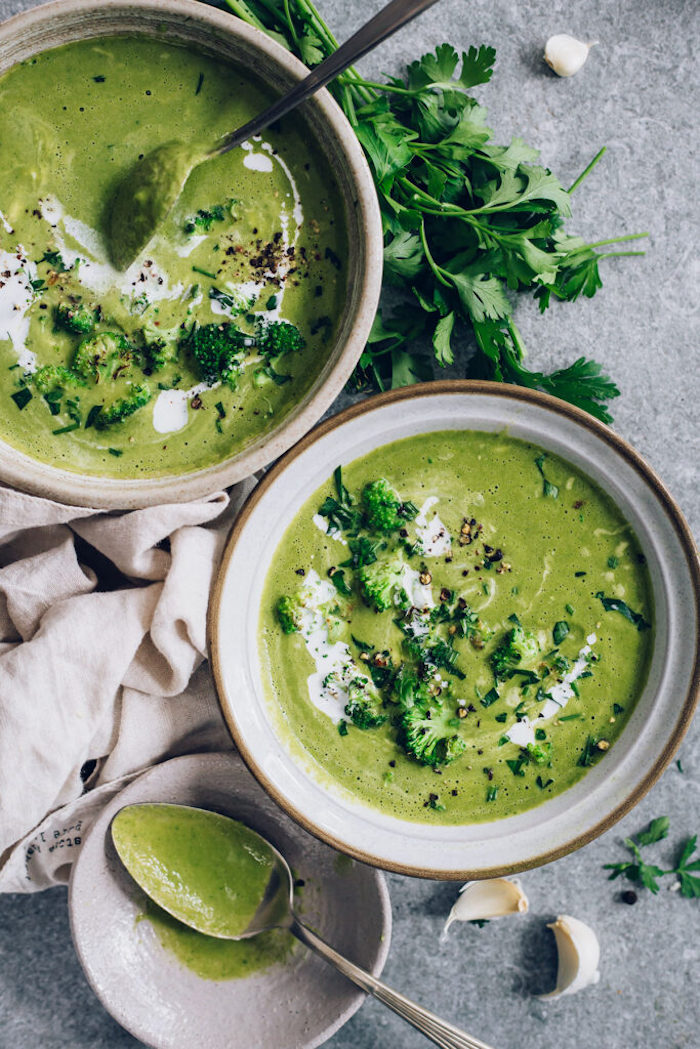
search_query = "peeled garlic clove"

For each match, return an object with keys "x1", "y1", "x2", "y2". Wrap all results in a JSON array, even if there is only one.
[
  {"x1": 544, "y1": 34, "x2": 596, "y2": 77},
  {"x1": 540, "y1": 915, "x2": 600, "y2": 998},
  {"x1": 443, "y1": 877, "x2": 528, "y2": 936}
]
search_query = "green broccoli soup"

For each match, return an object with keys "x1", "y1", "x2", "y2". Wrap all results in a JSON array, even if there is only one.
[
  {"x1": 258, "y1": 431, "x2": 655, "y2": 825},
  {"x1": 0, "y1": 36, "x2": 346, "y2": 477}
]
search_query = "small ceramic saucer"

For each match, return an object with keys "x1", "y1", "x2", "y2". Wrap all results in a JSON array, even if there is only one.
[{"x1": 69, "y1": 752, "x2": 391, "y2": 1049}]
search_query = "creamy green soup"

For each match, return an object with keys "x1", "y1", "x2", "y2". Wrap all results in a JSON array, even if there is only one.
[
  {"x1": 112, "y1": 804, "x2": 294, "y2": 981},
  {"x1": 0, "y1": 37, "x2": 346, "y2": 477},
  {"x1": 259, "y1": 431, "x2": 654, "y2": 825}
]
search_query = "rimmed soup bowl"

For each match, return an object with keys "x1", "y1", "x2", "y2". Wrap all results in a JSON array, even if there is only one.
[
  {"x1": 210, "y1": 381, "x2": 699, "y2": 879},
  {"x1": 0, "y1": 0, "x2": 382, "y2": 508}
]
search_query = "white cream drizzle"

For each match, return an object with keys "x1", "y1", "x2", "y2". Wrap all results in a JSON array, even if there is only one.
[
  {"x1": 0, "y1": 248, "x2": 36, "y2": 368},
  {"x1": 414, "y1": 496, "x2": 452, "y2": 557},
  {"x1": 243, "y1": 151, "x2": 274, "y2": 173},
  {"x1": 296, "y1": 569, "x2": 366, "y2": 721},
  {"x1": 506, "y1": 633, "x2": 597, "y2": 746}
]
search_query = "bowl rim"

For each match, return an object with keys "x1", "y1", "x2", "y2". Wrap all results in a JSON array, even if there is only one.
[
  {"x1": 210, "y1": 379, "x2": 700, "y2": 879},
  {"x1": 0, "y1": 0, "x2": 383, "y2": 509}
]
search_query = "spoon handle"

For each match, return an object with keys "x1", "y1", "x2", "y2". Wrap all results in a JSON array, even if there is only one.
[
  {"x1": 213, "y1": 0, "x2": 442, "y2": 156},
  {"x1": 290, "y1": 918, "x2": 497, "y2": 1049}
]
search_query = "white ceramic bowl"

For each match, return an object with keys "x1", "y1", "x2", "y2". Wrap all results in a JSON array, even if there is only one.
[
  {"x1": 69, "y1": 752, "x2": 391, "y2": 1049},
  {"x1": 210, "y1": 381, "x2": 700, "y2": 879},
  {"x1": 0, "y1": 0, "x2": 382, "y2": 508}
]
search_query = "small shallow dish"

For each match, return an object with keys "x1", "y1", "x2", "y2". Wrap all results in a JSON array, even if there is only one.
[
  {"x1": 0, "y1": 0, "x2": 382, "y2": 508},
  {"x1": 69, "y1": 752, "x2": 391, "y2": 1049},
  {"x1": 210, "y1": 380, "x2": 700, "y2": 879}
]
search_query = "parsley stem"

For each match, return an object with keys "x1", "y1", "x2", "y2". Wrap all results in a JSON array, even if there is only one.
[
  {"x1": 419, "y1": 219, "x2": 451, "y2": 287},
  {"x1": 282, "y1": 0, "x2": 299, "y2": 43},
  {"x1": 587, "y1": 232, "x2": 649, "y2": 248},
  {"x1": 567, "y1": 146, "x2": 606, "y2": 194}
]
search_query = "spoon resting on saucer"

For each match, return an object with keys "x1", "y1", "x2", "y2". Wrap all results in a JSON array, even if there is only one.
[{"x1": 112, "y1": 802, "x2": 496, "y2": 1049}]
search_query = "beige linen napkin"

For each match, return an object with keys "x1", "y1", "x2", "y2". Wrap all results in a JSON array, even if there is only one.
[{"x1": 0, "y1": 478, "x2": 255, "y2": 893}]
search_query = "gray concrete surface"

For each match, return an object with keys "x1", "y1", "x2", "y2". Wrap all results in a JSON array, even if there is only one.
[{"x1": 0, "y1": 0, "x2": 698, "y2": 1047}]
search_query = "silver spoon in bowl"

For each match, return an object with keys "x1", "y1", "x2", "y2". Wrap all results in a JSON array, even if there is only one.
[
  {"x1": 108, "y1": 0, "x2": 442, "y2": 269},
  {"x1": 112, "y1": 802, "x2": 496, "y2": 1049}
]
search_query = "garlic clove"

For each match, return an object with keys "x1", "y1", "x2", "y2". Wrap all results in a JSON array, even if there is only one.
[
  {"x1": 442, "y1": 877, "x2": 528, "y2": 936},
  {"x1": 544, "y1": 34, "x2": 597, "y2": 78},
  {"x1": 540, "y1": 914, "x2": 601, "y2": 998}
]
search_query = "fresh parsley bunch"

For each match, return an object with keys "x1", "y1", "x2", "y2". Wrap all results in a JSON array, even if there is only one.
[{"x1": 225, "y1": 0, "x2": 646, "y2": 422}]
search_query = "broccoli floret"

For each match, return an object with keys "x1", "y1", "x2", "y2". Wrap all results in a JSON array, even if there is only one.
[
  {"x1": 93, "y1": 384, "x2": 151, "y2": 429},
  {"x1": 357, "y1": 556, "x2": 406, "y2": 612},
  {"x1": 138, "y1": 329, "x2": 176, "y2": 372},
  {"x1": 344, "y1": 677, "x2": 387, "y2": 729},
  {"x1": 276, "y1": 594, "x2": 305, "y2": 634},
  {"x1": 362, "y1": 479, "x2": 404, "y2": 534},
  {"x1": 72, "y1": 332, "x2": 131, "y2": 382},
  {"x1": 55, "y1": 302, "x2": 98, "y2": 335},
  {"x1": 398, "y1": 701, "x2": 467, "y2": 767},
  {"x1": 490, "y1": 620, "x2": 540, "y2": 681},
  {"x1": 256, "y1": 319, "x2": 305, "y2": 358},
  {"x1": 526, "y1": 742, "x2": 552, "y2": 766},
  {"x1": 182, "y1": 322, "x2": 247, "y2": 384},
  {"x1": 32, "y1": 365, "x2": 85, "y2": 394}
]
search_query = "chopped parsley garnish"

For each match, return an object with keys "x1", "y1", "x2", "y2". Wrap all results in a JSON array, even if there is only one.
[
  {"x1": 595, "y1": 592, "x2": 651, "y2": 631},
  {"x1": 536, "y1": 775, "x2": 554, "y2": 789},
  {"x1": 11, "y1": 388, "x2": 32, "y2": 410},
  {"x1": 534, "y1": 453, "x2": 559, "y2": 499},
  {"x1": 480, "y1": 687, "x2": 499, "y2": 708},
  {"x1": 337, "y1": 720, "x2": 349, "y2": 737},
  {"x1": 607, "y1": 554, "x2": 619, "y2": 568},
  {"x1": 552, "y1": 620, "x2": 569, "y2": 644},
  {"x1": 577, "y1": 734, "x2": 606, "y2": 767},
  {"x1": 486, "y1": 786, "x2": 498, "y2": 802}
]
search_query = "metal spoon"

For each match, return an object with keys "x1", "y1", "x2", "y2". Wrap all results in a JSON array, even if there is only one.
[
  {"x1": 108, "y1": 0, "x2": 441, "y2": 269},
  {"x1": 112, "y1": 803, "x2": 496, "y2": 1049}
]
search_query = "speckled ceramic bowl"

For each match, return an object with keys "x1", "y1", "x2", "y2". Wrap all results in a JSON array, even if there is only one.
[
  {"x1": 69, "y1": 752, "x2": 392, "y2": 1049},
  {"x1": 0, "y1": 0, "x2": 382, "y2": 508},
  {"x1": 210, "y1": 381, "x2": 700, "y2": 879}
]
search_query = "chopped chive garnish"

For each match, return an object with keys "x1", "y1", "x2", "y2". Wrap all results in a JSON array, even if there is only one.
[
  {"x1": 192, "y1": 265, "x2": 217, "y2": 280},
  {"x1": 607, "y1": 555, "x2": 619, "y2": 569},
  {"x1": 52, "y1": 422, "x2": 80, "y2": 434},
  {"x1": 8, "y1": 363, "x2": 20, "y2": 370},
  {"x1": 536, "y1": 775, "x2": 554, "y2": 789},
  {"x1": 613, "y1": 702, "x2": 624, "y2": 715},
  {"x1": 11, "y1": 388, "x2": 32, "y2": 410},
  {"x1": 574, "y1": 570, "x2": 587, "y2": 577},
  {"x1": 494, "y1": 712, "x2": 507, "y2": 723},
  {"x1": 195, "y1": 72, "x2": 204, "y2": 94},
  {"x1": 108, "y1": 448, "x2": 123, "y2": 457},
  {"x1": 215, "y1": 401, "x2": 226, "y2": 419},
  {"x1": 338, "y1": 720, "x2": 348, "y2": 737},
  {"x1": 559, "y1": 713, "x2": 583, "y2": 721},
  {"x1": 565, "y1": 603, "x2": 575, "y2": 615},
  {"x1": 486, "y1": 786, "x2": 498, "y2": 802}
]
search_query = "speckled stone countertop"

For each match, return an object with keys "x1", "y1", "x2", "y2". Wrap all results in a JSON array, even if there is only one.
[{"x1": 0, "y1": 0, "x2": 697, "y2": 1047}]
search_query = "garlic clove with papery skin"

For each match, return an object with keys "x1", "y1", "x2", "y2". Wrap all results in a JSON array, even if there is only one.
[
  {"x1": 544, "y1": 34, "x2": 597, "y2": 78},
  {"x1": 540, "y1": 914, "x2": 601, "y2": 998},
  {"x1": 442, "y1": 877, "x2": 528, "y2": 937}
]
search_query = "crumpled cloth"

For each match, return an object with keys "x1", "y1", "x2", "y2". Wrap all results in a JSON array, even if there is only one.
[{"x1": 0, "y1": 478, "x2": 255, "y2": 893}]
